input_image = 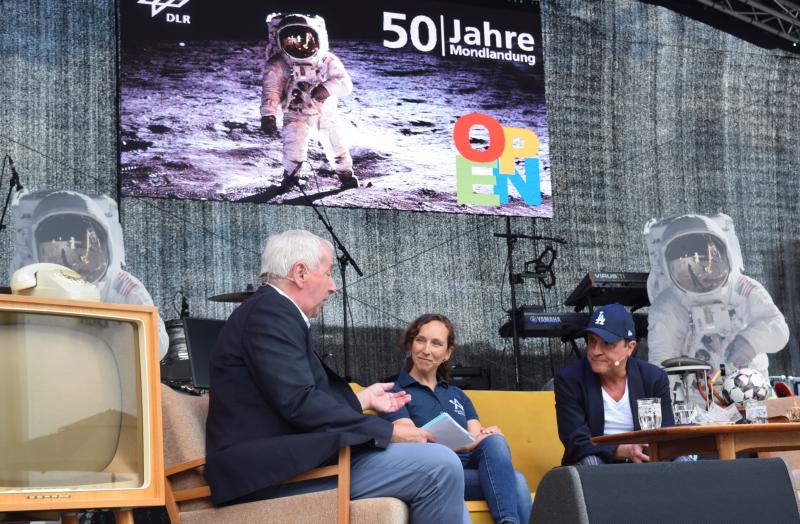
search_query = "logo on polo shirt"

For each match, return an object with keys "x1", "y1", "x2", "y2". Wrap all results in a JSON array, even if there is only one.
[
  {"x1": 449, "y1": 398, "x2": 465, "y2": 416},
  {"x1": 595, "y1": 311, "x2": 606, "y2": 326}
]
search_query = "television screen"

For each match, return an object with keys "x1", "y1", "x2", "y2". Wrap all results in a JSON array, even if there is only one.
[
  {"x1": 0, "y1": 295, "x2": 163, "y2": 512},
  {"x1": 119, "y1": 0, "x2": 551, "y2": 217}
]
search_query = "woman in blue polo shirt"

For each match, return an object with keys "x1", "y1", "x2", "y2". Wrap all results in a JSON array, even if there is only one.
[{"x1": 382, "y1": 313, "x2": 531, "y2": 524}]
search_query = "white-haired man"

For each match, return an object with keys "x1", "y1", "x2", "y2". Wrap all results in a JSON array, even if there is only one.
[{"x1": 206, "y1": 230, "x2": 469, "y2": 523}]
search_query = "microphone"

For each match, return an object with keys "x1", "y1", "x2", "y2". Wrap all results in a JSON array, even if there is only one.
[{"x1": 7, "y1": 156, "x2": 23, "y2": 191}]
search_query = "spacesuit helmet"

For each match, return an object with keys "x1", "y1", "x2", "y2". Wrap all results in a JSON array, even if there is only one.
[
  {"x1": 34, "y1": 212, "x2": 110, "y2": 284},
  {"x1": 278, "y1": 23, "x2": 320, "y2": 60},
  {"x1": 664, "y1": 232, "x2": 730, "y2": 294},
  {"x1": 266, "y1": 13, "x2": 329, "y2": 64},
  {"x1": 10, "y1": 190, "x2": 125, "y2": 291}
]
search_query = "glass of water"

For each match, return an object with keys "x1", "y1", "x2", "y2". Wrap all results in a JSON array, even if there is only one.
[
  {"x1": 673, "y1": 402, "x2": 693, "y2": 425},
  {"x1": 745, "y1": 400, "x2": 768, "y2": 424},
  {"x1": 638, "y1": 398, "x2": 663, "y2": 430}
]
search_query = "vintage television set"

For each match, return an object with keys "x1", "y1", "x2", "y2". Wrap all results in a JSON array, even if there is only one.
[{"x1": 0, "y1": 294, "x2": 164, "y2": 515}]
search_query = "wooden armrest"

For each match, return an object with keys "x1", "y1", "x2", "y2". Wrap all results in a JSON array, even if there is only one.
[
  {"x1": 164, "y1": 447, "x2": 351, "y2": 524},
  {"x1": 282, "y1": 447, "x2": 351, "y2": 524},
  {"x1": 166, "y1": 457, "x2": 206, "y2": 477},
  {"x1": 282, "y1": 464, "x2": 339, "y2": 483},
  {"x1": 164, "y1": 456, "x2": 211, "y2": 524},
  {"x1": 173, "y1": 486, "x2": 212, "y2": 502}
]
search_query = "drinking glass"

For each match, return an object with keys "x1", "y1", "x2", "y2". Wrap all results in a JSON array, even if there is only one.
[
  {"x1": 637, "y1": 398, "x2": 663, "y2": 430},
  {"x1": 745, "y1": 400, "x2": 767, "y2": 424},
  {"x1": 672, "y1": 402, "x2": 692, "y2": 425}
]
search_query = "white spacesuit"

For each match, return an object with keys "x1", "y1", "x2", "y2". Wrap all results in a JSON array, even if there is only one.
[
  {"x1": 260, "y1": 13, "x2": 358, "y2": 190},
  {"x1": 9, "y1": 190, "x2": 169, "y2": 359},
  {"x1": 644, "y1": 213, "x2": 789, "y2": 404}
]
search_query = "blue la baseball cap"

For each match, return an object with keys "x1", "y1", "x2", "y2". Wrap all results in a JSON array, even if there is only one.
[{"x1": 581, "y1": 303, "x2": 635, "y2": 343}]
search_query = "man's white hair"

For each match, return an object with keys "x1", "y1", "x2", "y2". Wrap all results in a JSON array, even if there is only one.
[{"x1": 260, "y1": 230, "x2": 333, "y2": 281}]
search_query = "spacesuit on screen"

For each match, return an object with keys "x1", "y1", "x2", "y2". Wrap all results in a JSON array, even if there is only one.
[
  {"x1": 260, "y1": 13, "x2": 358, "y2": 190},
  {"x1": 644, "y1": 213, "x2": 789, "y2": 404},
  {"x1": 9, "y1": 190, "x2": 169, "y2": 359}
]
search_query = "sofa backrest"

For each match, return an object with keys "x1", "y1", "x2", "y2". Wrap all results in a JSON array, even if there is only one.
[
  {"x1": 350, "y1": 383, "x2": 563, "y2": 491},
  {"x1": 161, "y1": 383, "x2": 214, "y2": 510},
  {"x1": 465, "y1": 390, "x2": 562, "y2": 491}
]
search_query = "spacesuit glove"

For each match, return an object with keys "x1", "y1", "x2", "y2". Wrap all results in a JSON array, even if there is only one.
[
  {"x1": 724, "y1": 335, "x2": 757, "y2": 367},
  {"x1": 260, "y1": 115, "x2": 278, "y2": 136},
  {"x1": 310, "y1": 84, "x2": 330, "y2": 102}
]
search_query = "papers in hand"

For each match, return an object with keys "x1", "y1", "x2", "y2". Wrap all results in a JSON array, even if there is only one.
[{"x1": 422, "y1": 412, "x2": 475, "y2": 450}]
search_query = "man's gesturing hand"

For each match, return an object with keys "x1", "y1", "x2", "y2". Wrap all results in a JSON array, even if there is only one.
[{"x1": 357, "y1": 382, "x2": 412, "y2": 413}]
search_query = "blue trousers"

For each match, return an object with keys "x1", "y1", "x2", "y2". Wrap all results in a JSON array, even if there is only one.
[
  {"x1": 237, "y1": 442, "x2": 470, "y2": 524},
  {"x1": 462, "y1": 435, "x2": 532, "y2": 524}
]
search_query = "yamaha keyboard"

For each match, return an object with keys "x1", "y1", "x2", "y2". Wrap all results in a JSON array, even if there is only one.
[{"x1": 499, "y1": 309, "x2": 648, "y2": 339}]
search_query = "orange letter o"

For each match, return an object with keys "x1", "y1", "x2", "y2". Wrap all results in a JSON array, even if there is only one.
[{"x1": 453, "y1": 113, "x2": 505, "y2": 163}]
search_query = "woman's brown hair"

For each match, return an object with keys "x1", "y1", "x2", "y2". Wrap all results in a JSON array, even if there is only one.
[{"x1": 401, "y1": 313, "x2": 457, "y2": 381}]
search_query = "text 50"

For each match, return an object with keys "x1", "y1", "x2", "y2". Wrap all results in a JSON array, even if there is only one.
[{"x1": 383, "y1": 12, "x2": 439, "y2": 52}]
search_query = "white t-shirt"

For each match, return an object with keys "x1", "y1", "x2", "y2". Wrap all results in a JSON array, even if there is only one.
[{"x1": 601, "y1": 381, "x2": 634, "y2": 435}]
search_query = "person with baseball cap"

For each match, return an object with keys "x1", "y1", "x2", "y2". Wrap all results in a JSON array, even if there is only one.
[{"x1": 554, "y1": 303, "x2": 679, "y2": 465}]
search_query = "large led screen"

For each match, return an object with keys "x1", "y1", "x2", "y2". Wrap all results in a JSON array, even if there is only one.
[{"x1": 120, "y1": 0, "x2": 551, "y2": 217}]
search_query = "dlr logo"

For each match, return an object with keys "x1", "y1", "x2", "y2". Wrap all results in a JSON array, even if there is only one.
[
  {"x1": 453, "y1": 113, "x2": 541, "y2": 206},
  {"x1": 166, "y1": 13, "x2": 191, "y2": 24}
]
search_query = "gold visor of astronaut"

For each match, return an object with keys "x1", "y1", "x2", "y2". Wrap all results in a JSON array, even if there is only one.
[
  {"x1": 35, "y1": 213, "x2": 110, "y2": 283},
  {"x1": 279, "y1": 25, "x2": 319, "y2": 59},
  {"x1": 665, "y1": 233, "x2": 730, "y2": 294}
]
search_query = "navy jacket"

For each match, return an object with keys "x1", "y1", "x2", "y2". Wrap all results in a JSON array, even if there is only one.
[
  {"x1": 554, "y1": 357, "x2": 674, "y2": 465},
  {"x1": 205, "y1": 285, "x2": 393, "y2": 504}
]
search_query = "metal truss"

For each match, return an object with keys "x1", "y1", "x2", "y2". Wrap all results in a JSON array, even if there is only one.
[{"x1": 694, "y1": 0, "x2": 800, "y2": 48}]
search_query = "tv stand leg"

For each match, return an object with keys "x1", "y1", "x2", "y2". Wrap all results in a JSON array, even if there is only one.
[{"x1": 114, "y1": 508, "x2": 134, "y2": 524}]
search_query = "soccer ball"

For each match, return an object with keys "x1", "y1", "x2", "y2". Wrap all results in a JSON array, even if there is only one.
[{"x1": 722, "y1": 368, "x2": 771, "y2": 405}]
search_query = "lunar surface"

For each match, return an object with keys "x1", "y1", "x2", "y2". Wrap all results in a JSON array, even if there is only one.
[{"x1": 120, "y1": 40, "x2": 551, "y2": 216}]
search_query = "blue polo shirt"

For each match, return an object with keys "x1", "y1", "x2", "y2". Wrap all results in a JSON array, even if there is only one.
[{"x1": 382, "y1": 369, "x2": 478, "y2": 458}]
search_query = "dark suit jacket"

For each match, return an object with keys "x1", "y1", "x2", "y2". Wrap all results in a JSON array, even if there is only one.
[
  {"x1": 205, "y1": 285, "x2": 393, "y2": 504},
  {"x1": 554, "y1": 357, "x2": 674, "y2": 465}
]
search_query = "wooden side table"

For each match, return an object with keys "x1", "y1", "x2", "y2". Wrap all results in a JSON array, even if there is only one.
[{"x1": 592, "y1": 423, "x2": 800, "y2": 460}]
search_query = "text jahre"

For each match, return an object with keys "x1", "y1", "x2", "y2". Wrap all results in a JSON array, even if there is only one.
[{"x1": 448, "y1": 20, "x2": 535, "y2": 51}]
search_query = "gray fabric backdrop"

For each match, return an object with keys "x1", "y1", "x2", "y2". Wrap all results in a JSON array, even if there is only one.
[{"x1": 1, "y1": 0, "x2": 798, "y2": 389}]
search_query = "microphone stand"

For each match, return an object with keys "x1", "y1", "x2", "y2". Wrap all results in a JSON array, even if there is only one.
[
  {"x1": 287, "y1": 166, "x2": 363, "y2": 381},
  {"x1": 495, "y1": 217, "x2": 523, "y2": 390},
  {"x1": 0, "y1": 155, "x2": 23, "y2": 233},
  {"x1": 494, "y1": 218, "x2": 567, "y2": 390}
]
